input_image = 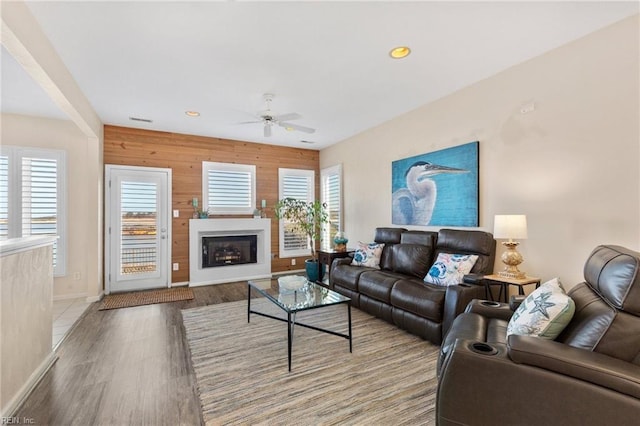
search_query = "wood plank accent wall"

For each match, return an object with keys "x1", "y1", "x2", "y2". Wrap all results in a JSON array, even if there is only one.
[{"x1": 103, "y1": 125, "x2": 320, "y2": 284}]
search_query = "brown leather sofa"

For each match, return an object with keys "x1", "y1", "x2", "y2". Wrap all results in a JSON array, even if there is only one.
[
  {"x1": 437, "y1": 245, "x2": 640, "y2": 425},
  {"x1": 329, "y1": 227, "x2": 496, "y2": 345}
]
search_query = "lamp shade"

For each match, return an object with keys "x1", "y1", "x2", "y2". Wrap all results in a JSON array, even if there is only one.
[{"x1": 494, "y1": 215, "x2": 528, "y2": 240}]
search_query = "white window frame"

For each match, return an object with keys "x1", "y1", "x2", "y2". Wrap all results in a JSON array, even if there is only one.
[
  {"x1": 202, "y1": 161, "x2": 256, "y2": 215},
  {"x1": 321, "y1": 164, "x2": 343, "y2": 248},
  {"x1": 278, "y1": 168, "x2": 315, "y2": 259},
  {"x1": 0, "y1": 146, "x2": 67, "y2": 276}
]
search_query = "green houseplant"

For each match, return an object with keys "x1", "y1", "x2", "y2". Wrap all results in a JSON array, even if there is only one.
[{"x1": 274, "y1": 197, "x2": 329, "y2": 281}]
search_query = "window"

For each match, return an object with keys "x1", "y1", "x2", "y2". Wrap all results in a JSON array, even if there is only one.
[
  {"x1": 202, "y1": 162, "x2": 256, "y2": 215},
  {"x1": 278, "y1": 168, "x2": 314, "y2": 258},
  {"x1": 321, "y1": 164, "x2": 342, "y2": 247},
  {"x1": 0, "y1": 146, "x2": 66, "y2": 276}
]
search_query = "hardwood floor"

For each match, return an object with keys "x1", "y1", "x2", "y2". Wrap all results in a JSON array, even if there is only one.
[{"x1": 15, "y1": 282, "x2": 249, "y2": 426}]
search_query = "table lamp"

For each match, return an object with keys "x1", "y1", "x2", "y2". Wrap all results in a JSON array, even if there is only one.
[{"x1": 493, "y1": 214, "x2": 528, "y2": 279}]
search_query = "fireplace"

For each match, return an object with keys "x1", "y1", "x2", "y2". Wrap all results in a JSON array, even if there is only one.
[
  {"x1": 202, "y1": 235, "x2": 257, "y2": 268},
  {"x1": 189, "y1": 218, "x2": 271, "y2": 286}
]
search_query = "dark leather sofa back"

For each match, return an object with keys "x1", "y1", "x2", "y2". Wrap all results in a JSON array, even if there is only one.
[
  {"x1": 434, "y1": 229, "x2": 496, "y2": 274},
  {"x1": 374, "y1": 227, "x2": 406, "y2": 271},
  {"x1": 559, "y1": 245, "x2": 640, "y2": 365}
]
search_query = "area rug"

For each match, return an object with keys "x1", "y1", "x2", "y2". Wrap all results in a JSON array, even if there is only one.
[
  {"x1": 98, "y1": 286, "x2": 194, "y2": 310},
  {"x1": 181, "y1": 299, "x2": 438, "y2": 425}
]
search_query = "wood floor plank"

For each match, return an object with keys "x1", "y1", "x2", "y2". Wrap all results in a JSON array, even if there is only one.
[{"x1": 14, "y1": 282, "x2": 249, "y2": 426}]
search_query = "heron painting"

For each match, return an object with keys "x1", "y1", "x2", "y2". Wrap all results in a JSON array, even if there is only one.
[{"x1": 392, "y1": 141, "x2": 479, "y2": 227}]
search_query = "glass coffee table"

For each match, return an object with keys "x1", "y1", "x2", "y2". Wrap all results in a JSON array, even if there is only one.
[{"x1": 247, "y1": 276, "x2": 352, "y2": 371}]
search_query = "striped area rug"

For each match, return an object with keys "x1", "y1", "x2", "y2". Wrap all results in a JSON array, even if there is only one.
[
  {"x1": 99, "y1": 287, "x2": 194, "y2": 310},
  {"x1": 181, "y1": 299, "x2": 438, "y2": 425}
]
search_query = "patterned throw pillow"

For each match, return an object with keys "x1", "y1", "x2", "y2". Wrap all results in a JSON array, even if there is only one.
[
  {"x1": 351, "y1": 242, "x2": 385, "y2": 269},
  {"x1": 507, "y1": 278, "x2": 575, "y2": 339},
  {"x1": 423, "y1": 253, "x2": 479, "y2": 286}
]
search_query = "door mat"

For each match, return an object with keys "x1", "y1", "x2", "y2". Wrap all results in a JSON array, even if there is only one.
[{"x1": 99, "y1": 287, "x2": 194, "y2": 310}]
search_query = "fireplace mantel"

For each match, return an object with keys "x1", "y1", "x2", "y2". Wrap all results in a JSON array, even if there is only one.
[{"x1": 189, "y1": 218, "x2": 271, "y2": 286}]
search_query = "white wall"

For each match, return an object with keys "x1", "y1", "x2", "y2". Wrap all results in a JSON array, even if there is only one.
[
  {"x1": 321, "y1": 15, "x2": 640, "y2": 288},
  {"x1": 2, "y1": 113, "x2": 95, "y2": 299}
]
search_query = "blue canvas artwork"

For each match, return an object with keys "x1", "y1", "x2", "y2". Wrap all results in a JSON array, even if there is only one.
[{"x1": 391, "y1": 141, "x2": 479, "y2": 227}]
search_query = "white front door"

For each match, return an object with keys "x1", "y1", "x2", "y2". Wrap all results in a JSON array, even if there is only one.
[{"x1": 105, "y1": 165, "x2": 171, "y2": 294}]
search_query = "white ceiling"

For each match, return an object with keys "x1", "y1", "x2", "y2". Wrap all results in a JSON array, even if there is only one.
[{"x1": 3, "y1": 1, "x2": 638, "y2": 150}]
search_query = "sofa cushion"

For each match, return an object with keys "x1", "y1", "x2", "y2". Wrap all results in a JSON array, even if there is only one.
[
  {"x1": 331, "y1": 264, "x2": 373, "y2": 291},
  {"x1": 392, "y1": 244, "x2": 433, "y2": 279},
  {"x1": 358, "y1": 271, "x2": 405, "y2": 303},
  {"x1": 351, "y1": 242, "x2": 385, "y2": 269},
  {"x1": 507, "y1": 278, "x2": 575, "y2": 340},
  {"x1": 390, "y1": 279, "x2": 446, "y2": 322},
  {"x1": 424, "y1": 253, "x2": 478, "y2": 286}
]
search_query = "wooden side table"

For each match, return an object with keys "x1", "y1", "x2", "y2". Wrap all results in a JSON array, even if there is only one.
[
  {"x1": 317, "y1": 249, "x2": 354, "y2": 281},
  {"x1": 482, "y1": 274, "x2": 541, "y2": 302}
]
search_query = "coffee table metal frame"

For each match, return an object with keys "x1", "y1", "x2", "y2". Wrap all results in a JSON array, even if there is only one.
[{"x1": 247, "y1": 277, "x2": 352, "y2": 371}]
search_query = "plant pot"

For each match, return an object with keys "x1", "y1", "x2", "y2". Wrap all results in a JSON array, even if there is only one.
[{"x1": 305, "y1": 259, "x2": 325, "y2": 283}]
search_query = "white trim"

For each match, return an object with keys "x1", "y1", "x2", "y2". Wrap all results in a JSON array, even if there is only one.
[
  {"x1": 170, "y1": 281, "x2": 190, "y2": 287},
  {"x1": 202, "y1": 161, "x2": 256, "y2": 215},
  {"x1": 0, "y1": 353, "x2": 58, "y2": 418},
  {"x1": 52, "y1": 291, "x2": 88, "y2": 301},
  {"x1": 271, "y1": 269, "x2": 305, "y2": 277},
  {"x1": 104, "y1": 165, "x2": 172, "y2": 295},
  {"x1": 85, "y1": 291, "x2": 104, "y2": 303}
]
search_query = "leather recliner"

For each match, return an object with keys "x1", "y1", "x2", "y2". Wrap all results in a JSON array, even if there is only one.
[{"x1": 436, "y1": 245, "x2": 640, "y2": 425}]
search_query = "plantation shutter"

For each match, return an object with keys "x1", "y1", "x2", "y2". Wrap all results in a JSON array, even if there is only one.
[
  {"x1": 321, "y1": 165, "x2": 341, "y2": 246},
  {"x1": 0, "y1": 147, "x2": 66, "y2": 275},
  {"x1": 278, "y1": 168, "x2": 314, "y2": 258},
  {"x1": 21, "y1": 157, "x2": 59, "y2": 267},
  {"x1": 0, "y1": 155, "x2": 8, "y2": 240},
  {"x1": 282, "y1": 174, "x2": 311, "y2": 251},
  {"x1": 207, "y1": 169, "x2": 252, "y2": 209},
  {"x1": 202, "y1": 162, "x2": 256, "y2": 215}
]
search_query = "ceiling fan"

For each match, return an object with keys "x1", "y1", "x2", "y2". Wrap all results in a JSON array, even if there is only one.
[{"x1": 240, "y1": 94, "x2": 316, "y2": 137}]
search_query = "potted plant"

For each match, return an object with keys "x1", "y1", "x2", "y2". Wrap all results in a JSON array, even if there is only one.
[{"x1": 274, "y1": 197, "x2": 329, "y2": 282}]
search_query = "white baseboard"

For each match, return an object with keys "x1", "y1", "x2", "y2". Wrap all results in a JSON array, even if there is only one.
[
  {"x1": 272, "y1": 269, "x2": 305, "y2": 276},
  {"x1": 52, "y1": 292, "x2": 87, "y2": 301},
  {"x1": 1, "y1": 353, "x2": 58, "y2": 418},
  {"x1": 85, "y1": 291, "x2": 104, "y2": 303},
  {"x1": 170, "y1": 281, "x2": 189, "y2": 287}
]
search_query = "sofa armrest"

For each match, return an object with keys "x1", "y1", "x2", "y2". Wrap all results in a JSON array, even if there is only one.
[
  {"x1": 465, "y1": 299, "x2": 515, "y2": 321},
  {"x1": 508, "y1": 335, "x2": 640, "y2": 399},
  {"x1": 442, "y1": 283, "x2": 485, "y2": 337},
  {"x1": 437, "y1": 339, "x2": 640, "y2": 425},
  {"x1": 330, "y1": 257, "x2": 352, "y2": 275}
]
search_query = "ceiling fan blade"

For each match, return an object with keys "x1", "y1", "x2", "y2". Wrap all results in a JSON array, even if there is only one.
[
  {"x1": 279, "y1": 121, "x2": 316, "y2": 134},
  {"x1": 264, "y1": 122, "x2": 272, "y2": 137},
  {"x1": 237, "y1": 120, "x2": 263, "y2": 125},
  {"x1": 273, "y1": 112, "x2": 301, "y2": 122}
]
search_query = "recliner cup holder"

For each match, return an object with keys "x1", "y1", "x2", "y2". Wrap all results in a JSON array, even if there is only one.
[
  {"x1": 480, "y1": 301, "x2": 501, "y2": 307},
  {"x1": 469, "y1": 342, "x2": 498, "y2": 355}
]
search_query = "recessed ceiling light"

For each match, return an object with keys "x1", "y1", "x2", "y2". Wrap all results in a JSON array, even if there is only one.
[
  {"x1": 389, "y1": 46, "x2": 411, "y2": 59},
  {"x1": 185, "y1": 111, "x2": 200, "y2": 117}
]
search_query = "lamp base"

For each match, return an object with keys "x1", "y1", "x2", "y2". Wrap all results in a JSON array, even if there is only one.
[
  {"x1": 499, "y1": 241, "x2": 526, "y2": 280},
  {"x1": 497, "y1": 270, "x2": 526, "y2": 280}
]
